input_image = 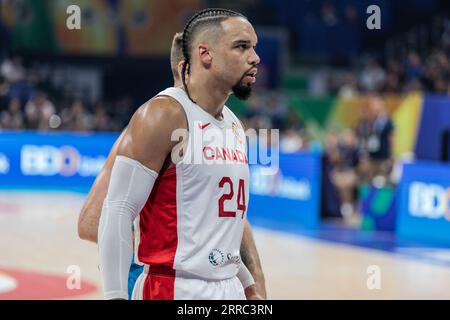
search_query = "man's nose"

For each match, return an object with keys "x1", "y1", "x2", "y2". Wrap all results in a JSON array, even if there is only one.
[{"x1": 249, "y1": 49, "x2": 260, "y2": 66}]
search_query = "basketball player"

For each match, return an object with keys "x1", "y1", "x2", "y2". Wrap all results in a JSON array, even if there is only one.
[
  {"x1": 79, "y1": 30, "x2": 266, "y2": 300},
  {"x1": 97, "y1": 9, "x2": 263, "y2": 300}
]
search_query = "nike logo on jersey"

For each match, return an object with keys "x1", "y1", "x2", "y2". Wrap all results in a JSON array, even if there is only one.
[{"x1": 198, "y1": 122, "x2": 211, "y2": 130}]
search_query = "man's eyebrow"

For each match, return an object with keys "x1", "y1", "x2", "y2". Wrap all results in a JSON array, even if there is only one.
[{"x1": 232, "y1": 39, "x2": 252, "y2": 46}]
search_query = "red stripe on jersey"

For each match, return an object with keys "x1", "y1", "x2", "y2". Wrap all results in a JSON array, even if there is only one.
[
  {"x1": 138, "y1": 165, "x2": 178, "y2": 266},
  {"x1": 142, "y1": 266, "x2": 175, "y2": 300}
]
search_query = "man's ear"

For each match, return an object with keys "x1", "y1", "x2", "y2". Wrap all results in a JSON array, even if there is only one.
[
  {"x1": 198, "y1": 44, "x2": 212, "y2": 67},
  {"x1": 177, "y1": 61, "x2": 186, "y2": 81}
]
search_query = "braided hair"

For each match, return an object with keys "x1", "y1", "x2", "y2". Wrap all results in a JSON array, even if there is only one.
[{"x1": 181, "y1": 8, "x2": 247, "y2": 103}]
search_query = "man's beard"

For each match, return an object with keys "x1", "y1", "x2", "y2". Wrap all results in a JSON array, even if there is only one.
[{"x1": 232, "y1": 74, "x2": 253, "y2": 100}]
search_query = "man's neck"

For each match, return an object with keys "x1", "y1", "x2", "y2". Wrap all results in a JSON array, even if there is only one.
[{"x1": 187, "y1": 74, "x2": 229, "y2": 120}]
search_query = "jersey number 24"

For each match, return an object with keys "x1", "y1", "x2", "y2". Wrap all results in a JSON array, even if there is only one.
[{"x1": 218, "y1": 177, "x2": 246, "y2": 219}]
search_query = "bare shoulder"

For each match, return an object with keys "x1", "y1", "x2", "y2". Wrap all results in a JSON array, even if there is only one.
[
  {"x1": 118, "y1": 95, "x2": 187, "y2": 172},
  {"x1": 133, "y1": 95, "x2": 186, "y2": 128}
]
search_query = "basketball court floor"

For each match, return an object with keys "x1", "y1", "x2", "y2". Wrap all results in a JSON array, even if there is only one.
[{"x1": 0, "y1": 190, "x2": 449, "y2": 299}]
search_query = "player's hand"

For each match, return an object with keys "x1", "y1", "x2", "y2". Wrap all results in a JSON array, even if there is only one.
[{"x1": 244, "y1": 284, "x2": 265, "y2": 300}]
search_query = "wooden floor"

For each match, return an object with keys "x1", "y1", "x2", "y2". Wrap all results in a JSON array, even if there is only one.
[{"x1": 0, "y1": 190, "x2": 449, "y2": 299}]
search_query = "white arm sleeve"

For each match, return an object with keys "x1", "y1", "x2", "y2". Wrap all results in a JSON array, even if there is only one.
[
  {"x1": 98, "y1": 155, "x2": 158, "y2": 300},
  {"x1": 237, "y1": 263, "x2": 255, "y2": 289}
]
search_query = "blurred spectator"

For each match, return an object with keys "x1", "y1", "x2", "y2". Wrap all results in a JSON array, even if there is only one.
[
  {"x1": 423, "y1": 49, "x2": 450, "y2": 93},
  {"x1": 331, "y1": 129, "x2": 359, "y2": 219},
  {"x1": 321, "y1": 132, "x2": 342, "y2": 219},
  {"x1": 321, "y1": 1, "x2": 339, "y2": 26},
  {"x1": 324, "y1": 132, "x2": 340, "y2": 168},
  {"x1": 1, "y1": 56, "x2": 25, "y2": 84},
  {"x1": 113, "y1": 96, "x2": 133, "y2": 129},
  {"x1": 24, "y1": 91, "x2": 55, "y2": 130},
  {"x1": 337, "y1": 129, "x2": 359, "y2": 169},
  {"x1": 382, "y1": 59, "x2": 403, "y2": 93},
  {"x1": 0, "y1": 98, "x2": 24, "y2": 130},
  {"x1": 0, "y1": 19, "x2": 10, "y2": 61},
  {"x1": 61, "y1": 100, "x2": 94, "y2": 132},
  {"x1": 355, "y1": 107, "x2": 371, "y2": 158},
  {"x1": 243, "y1": 92, "x2": 273, "y2": 131},
  {"x1": 360, "y1": 60, "x2": 386, "y2": 92},
  {"x1": 285, "y1": 109, "x2": 305, "y2": 131},
  {"x1": 244, "y1": 94, "x2": 263, "y2": 120},
  {"x1": 1, "y1": 56, "x2": 35, "y2": 102},
  {"x1": 266, "y1": 92, "x2": 288, "y2": 130},
  {"x1": 404, "y1": 51, "x2": 424, "y2": 83},
  {"x1": 93, "y1": 103, "x2": 114, "y2": 131},
  {"x1": 309, "y1": 69, "x2": 330, "y2": 97},
  {"x1": 280, "y1": 129, "x2": 303, "y2": 153},
  {"x1": 338, "y1": 74, "x2": 358, "y2": 98},
  {"x1": 343, "y1": 4, "x2": 359, "y2": 26},
  {"x1": 354, "y1": 107, "x2": 372, "y2": 184},
  {"x1": 365, "y1": 95, "x2": 395, "y2": 183}
]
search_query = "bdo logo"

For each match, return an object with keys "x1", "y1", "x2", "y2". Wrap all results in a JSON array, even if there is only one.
[
  {"x1": 20, "y1": 145, "x2": 104, "y2": 177},
  {"x1": 408, "y1": 182, "x2": 450, "y2": 221},
  {"x1": 0, "y1": 153, "x2": 10, "y2": 174}
]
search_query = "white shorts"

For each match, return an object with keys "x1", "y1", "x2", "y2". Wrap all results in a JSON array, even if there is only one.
[{"x1": 132, "y1": 265, "x2": 246, "y2": 300}]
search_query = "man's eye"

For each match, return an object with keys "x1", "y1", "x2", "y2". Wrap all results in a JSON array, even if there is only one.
[{"x1": 238, "y1": 44, "x2": 247, "y2": 49}]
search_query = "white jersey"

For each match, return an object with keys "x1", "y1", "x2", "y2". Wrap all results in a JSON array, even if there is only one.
[{"x1": 134, "y1": 87, "x2": 249, "y2": 281}]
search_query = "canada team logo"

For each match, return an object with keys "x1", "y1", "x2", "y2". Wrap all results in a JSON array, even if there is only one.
[{"x1": 232, "y1": 122, "x2": 243, "y2": 144}]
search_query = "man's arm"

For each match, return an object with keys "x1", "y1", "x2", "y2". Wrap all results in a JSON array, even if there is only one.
[
  {"x1": 77, "y1": 129, "x2": 126, "y2": 243},
  {"x1": 241, "y1": 220, "x2": 267, "y2": 299},
  {"x1": 98, "y1": 97, "x2": 185, "y2": 299},
  {"x1": 238, "y1": 118, "x2": 267, "y2": 299}
]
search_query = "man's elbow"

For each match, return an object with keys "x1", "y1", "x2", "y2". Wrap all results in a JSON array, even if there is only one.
[
  {"x1": 77, "y1": 215, "x2": 98, "y2": 243},
  {"x1": 77, "y1": 220, "x2": 89, "y2": 241}
]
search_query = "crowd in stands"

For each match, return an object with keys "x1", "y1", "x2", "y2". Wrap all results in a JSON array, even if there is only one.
[
  {"x1": 0, "y1": 55, "x2": 310, "y2": 143},
  {"x1": 0, "y1": 56, "x2": 131, "y2": 132},
  {"x1": 322, "y1": 95, "x2": 394, "y2": 222},
  {"x1": 330, "y1": 48, "x2": 450, "y2": 98}
]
